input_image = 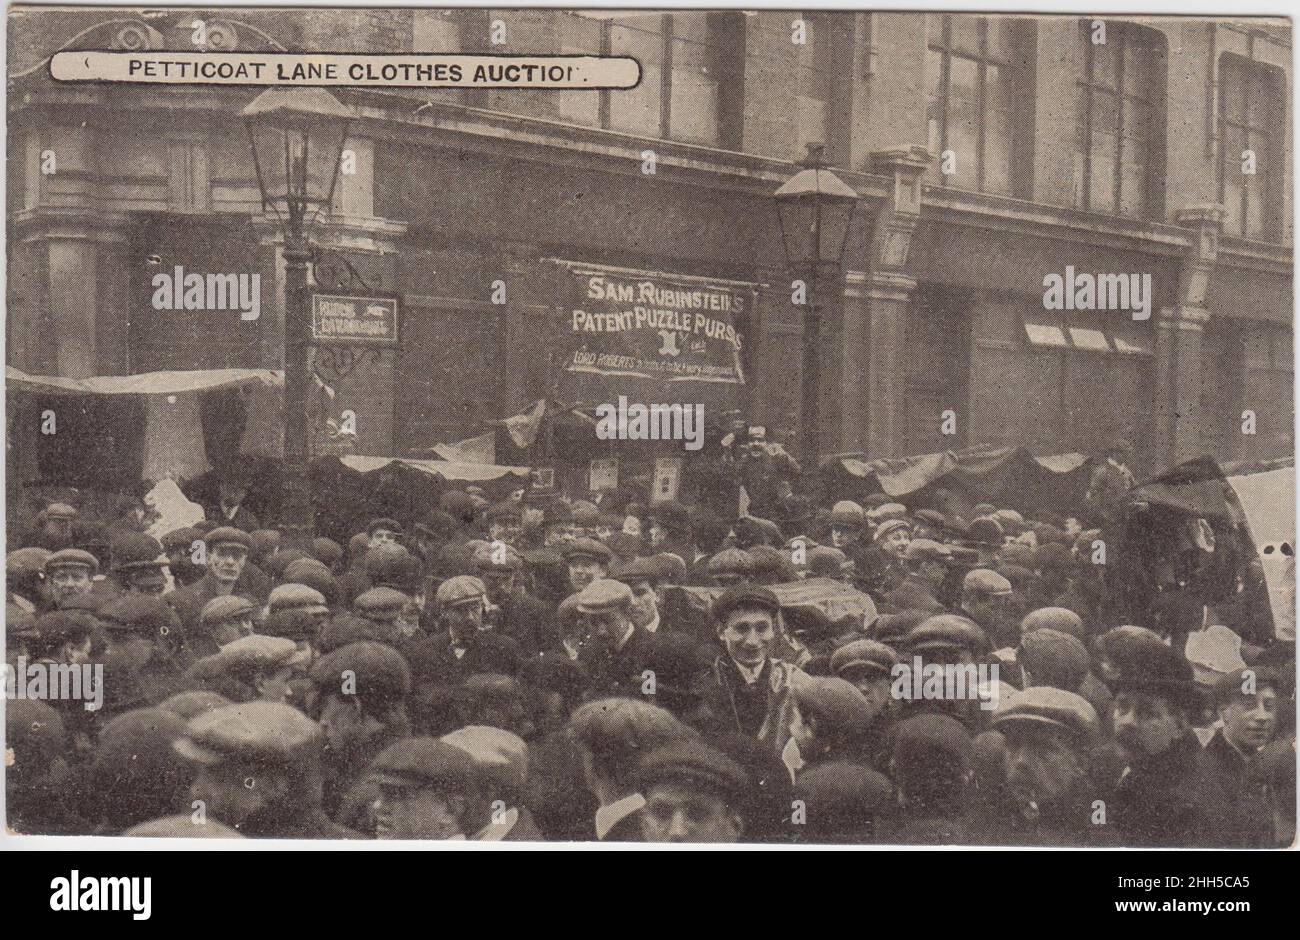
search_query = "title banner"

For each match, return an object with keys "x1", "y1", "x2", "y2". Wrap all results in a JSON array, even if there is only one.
[
  {"x1": 51, "y1": 52, "x2": 639, "y2": 89},
  {"x1": 565, "y1": 269, "x2": 749, "y2": 386}
]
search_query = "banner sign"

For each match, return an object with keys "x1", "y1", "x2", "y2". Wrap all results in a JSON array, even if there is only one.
[
  {"x1": 312, "y1": 294, "x2": 399, "y2": 345},
  {"x1": 564, "y1": 269, "x2": 748, "y2": 384}
]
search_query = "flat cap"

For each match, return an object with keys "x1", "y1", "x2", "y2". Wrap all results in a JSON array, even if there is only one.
[
  {"x1": 44, "y1": 548, "x2": 99, "y2": 573},
  {"x1": 311, "y1": 537, "x2": 344, "y2": 568},
  {"x1": 43, "y1": 502, "x2": 78, "y2": 520},
  {"x1": 611, "y1": 554, "x2": 669, "y2": 583},
  {"x1": 636, "y1": 741, "x2": 749, "y2": 800},
  {"x1": 204, "y1": 527, "x2": 252, "y2": 551},
  {"x1": 439, "y1": 491, "x2": 478, "y2": 522},
  {"x1": 891, "y1": 713, "x2": 974, "y2": 764},
  {"x1": 370, "y1": 737, "x2": 479, "y2": 790},
  {"x1": 1019, "y1": 629, "x2": 1091, "y2": 692},
  {"x1": 793, "y1": 763, "x2": 893, "y2": 832},
  {"x1": 270, "y1": 583, "x2": 330, "y2": 615},
  {"x1": 32, "y1": 610, "x2": 94, "y2": 646},
  {"x1": 966, "y1": 517, "x2": 1005, "y2": 546},
  {"x1": 574, "y1": 578, "x2": 634, "y2": 614},
  {"x1": 830, "y1": 639, "x2": 899, "y2": 678},
  {"x1": 353, "y1": 586, "x2": 409, "y2": 618},
  {"x1": 992, "y1": 686, "x2": 1098, "y2": 742},
  {"x1": 806, "y1": 545, "x2": 849, "y2": 578},
  {"x1": 1110, "y1": 643, "x2": 1198, "y2": 707},
  {"x1": 647, "y1": 500, "x2": 692, "y2": 535},
  {"x1": 367, "y1": 517, "x2": 403, "y2": 535},
  {"x1": 485, "y1": 500, "x2": 522, "y2": 522},
  {"x1": 707, "y1": 548, "x2": 753, "y2": 578},
  {"x1": 793, "y1": 676, "x2": 876, "y2": 730},
  {"x1": 7, "y1": 546, "x2": 52, "y2": 576},
  {"x1": 209, "y1": 634, "x2": 299, "y2": 673},
  {"x1": 199, "y1": 594, "x2": 257, "y2": 626},
  {"x1": 260, "y1": 608, "x2": 319, "y2": 642},
  {"x1": 174, "y1": 702, "x2": 323, "y2": 767},
  {"x1": 903, "y1": 539, "x2": 951, "y2": 564},
  {"x1": 281, "y1": 558, "x2": 339, "y2": 603},
  {"x1": 563, "y1": 537, "x2": 613, "y2": 565},
  {"x1": 474, "y1": 542, "x2": 524, "y2": 572},
  {"x1": 1032, "y1": 542, "x2": 1075, "y2": 573},
  {"x1": 441, "y1": 725, "x2": 529, "y2": 794},
  {"x1": 913, "y1": 509, "x2": 949, "y2": 529},
  {"x1": 873, "y1": 518, "x2": 912, "y2": 544},
  {"x1": 310, "y1": 641, "x2": 412, "y2": 708},
  {"x1": 867, "y1": 502, "x2": 909, "y2": 523},
  {"x1": 570, "y1": 500, "x2": 600, "y2": 525},
  {"x1": 124, "y1": 815, "x2": 243, "y2": 839},
  {"x1": 99, "y1": 594, "x2": 178, "y2": 637},
  {"x1": 711, "y1": 583, "x2": 781, "y2": 622},
  {"x1": 1020, "y1": 607, "x2": 1084, "y2": 640},
  {"x1": 434, "y1": 575, "x2": 487, "y2": 609},
  {"x1": 907, "y1": 614, "x2": 988, "y2": 655},
  {"x1": 962, "y1": 568, "x2": 1014, "y2": 597},
  {"x1": 110, "y1": 532, "x2": 167, "y2": 572},
  {"x1": 829, "y1": 500, "x2": 865, "y2": 528},
  {"x1": 157, "y1": 690, "x2": 232, "y2": 721},
  {"x1": 161, "y1": 527, "x2": 203, "y2": 554}
]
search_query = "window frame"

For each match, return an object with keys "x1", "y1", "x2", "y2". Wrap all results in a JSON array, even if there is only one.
[{"x1": 1217, "y1": 54, "x2": 1282, "y2": 240}]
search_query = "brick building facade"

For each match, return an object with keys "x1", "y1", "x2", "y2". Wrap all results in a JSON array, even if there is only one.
[{"x1": 6, "y1": 9, "x2": 1293, "y2": 485}]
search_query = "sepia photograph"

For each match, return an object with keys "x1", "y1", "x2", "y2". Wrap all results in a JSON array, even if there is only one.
[{"x1": 2, "y1": 1, "x2": 1294, "y2": 865}]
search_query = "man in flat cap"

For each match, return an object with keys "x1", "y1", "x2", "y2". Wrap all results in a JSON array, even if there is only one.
[
  {"x1": 176, "y1": 701, "x2": 355, "y2": 838},
  {"x1": 698, "y1": 584, "x2": 810, "y2": 765},
  {"x1": 165, "y1": 527, "x2": 267, "y2": 654},
  {"x1": 473, "y1": 541, "x2": 554, "y2": 655},
  {"x1": 208, "y1": 463, "x2": 261, "y2": 533},
  {"x1": 1195, "y1": 667, "x2": 1284, "y2": 847},
  {"x1": 706, "y1": 547, "x2": 752, "y2": 589},
  {"x1": 571, "y1": 578, "x2": 652, "y2": 698},
  {"x1": 365, "y1": 737, "x2": 479, "y2": 839},
  {"x1": 96, "y1": 595, "x2": 189, "y2": 717},
  {"x1": 186, "y1": 634, "x2": 301, "y2": 706},
  {"x1": 109, "y1": 531, "x2": 170, "y2": 598},
  {"x1": 484, "y1": 500, "x2": 523, "y2": 547},
  {"x1": 882, "y1": 713, "x2": 977, "y2": 845},
  {"x1": 646, "y1": 500, "x2": 697, "y2": 565},
  {"x1": 442, "y1": 725, "x2": 543, "y2": 841},
  {"x1": 793, "y1": 761, "x2": 894, "y2": 845},
  {"x1": 563, "y1": 537, "x2": 613, "y2": 596},
  {"x1": 612, "y1": 555, "x2": 669, "y2": 635},
  {"x1": 190, "y1": 594, "x2": 258, "y2": 659},
  {"x1": 43, "y1": 548, "x2": 99, "y2": 609},
  {"x1": 982, "y1": 687, "x2": 1113, "y2": 846},
  {"x1": 636, "y1": 741, "x2": 751, "y2": 843},
  {"x1": 884, "y1": 539, "x2": 951, "y2": 614},
  {"x1": 958, "y1": 568, "x2": 1019, "y2": 649}
]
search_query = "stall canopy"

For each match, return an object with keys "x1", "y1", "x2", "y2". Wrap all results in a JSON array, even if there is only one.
[
  {"x1": 340, "y1": 454, "x2": 530, "y2": 482},
  {"x1": 819, "y1": 444, "x2": 1092, "y2": 520},
  {"x1": 6, "y1": 366, "x2": 282, "y2": 397}
]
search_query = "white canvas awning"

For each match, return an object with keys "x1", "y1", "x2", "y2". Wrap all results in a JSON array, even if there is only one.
[
  {"x1": 341, "y1": 454, "x2": 530, "y2": 482},
  {"x1": 6, "y1": 366, "x2": 283, "y2": 397}
]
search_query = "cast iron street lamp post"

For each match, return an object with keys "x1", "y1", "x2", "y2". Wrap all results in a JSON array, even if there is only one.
[
  {"x1": 242, "y1": 88, "x2": 351, "y2": 545},
  {"x1": 774, "y1": 143, "x2": 862, "y2": 468}
]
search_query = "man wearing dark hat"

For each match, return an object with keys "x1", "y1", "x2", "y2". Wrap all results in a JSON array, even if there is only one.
[
  {"x1": 882, "y1": 713, "x2": 977, "y2": 845},
  {"x1": 366, "y1": 737, "x2": 482, "y2": 839},
  {"x1": 697, "y1": 584, "x2": 809, "y2": 763},
  {"x1": 958, "y1": 568, "x2": 1019, "y2": 649},
  {"x1": 1196, "y1": 667, "x2": 1283, "y2": 847},
  {"x1": 1085, "y1": 439, "x2": 1136, "y2": 526},
  {"x1": 884, "y1": 539, "x2": 951, "y2": 614},
  {"x1": 540, "y1": 502, "x2": 577, "y2": 549},
  {"x1": 1106, "y1": 644, "x2": 1218, "y2": 847},
  {"x1": 43, "y1": 549, "x2": 99, "y2": 609},
  {"x1": 207, "y1": 463, "x2": 261, "y2": 532},
  {"x1": 646, "y1": 500, "x2": 697, "y2": 565},
  {"x1": 176, "y1": 701, "x2": 355, "y2": 838},
  {"x1": 793, "y1": 761, "x2": 894, "y2": 845},
  {"x1": 309, "y1": 641, "x2": 413, "y2": 816},
  {"x1": 485, "y1": 500, "x2": 523, "y2": 546},
  {"x1": 161, "y1": 527, "x2": 206, "y2": 587},
  {"x1": 706, "y1": 548, "x2": 752, "y2": 589},
  {"x1": 165, "y1": 527, "x2": 267, "y2": 652},
  {"x1": 636, "y1": 741, "x2": 751, "y2": 843},
  {"x1": 611, "y1": 555, "x2": 668, "y2": 634},
  {"x1": 97, "y1": 595, "x2": 189, "y2": 716},
  {"x1": 109, "y1": 531, "x2": 170, "y2": 597},
  {"x1": 563, "y1": 537, "x2": 613, "y2": 595},
  {"x1": 474, "y1": 542, "x2": 553, "y2": 655}
]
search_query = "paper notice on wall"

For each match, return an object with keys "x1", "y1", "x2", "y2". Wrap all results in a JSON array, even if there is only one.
[
  {"x1": 1227, "y1": 467, "x2": 1296, "y2": 641},
  {"x1": 145, "y1": 478, "x2": 206, "y2": 540}
]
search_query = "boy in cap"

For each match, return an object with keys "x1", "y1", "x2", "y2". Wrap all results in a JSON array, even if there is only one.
[
  {"x1": 192, "y1": 595, "x2": 257, "y2": 658},
  {"x1": 43, "y1": 549, "x2": 98, "y2": 608},
  {"x1": 367, "y1": 737, "x2": 480, "y2": 840},
  {"x1": 958, "y1": 569, "x2": 1019, "y2": 649},
  {"x1": 883, "y1": 539, "x2": 951, "y2": 614},
  {"x1": 563, "y1": 537, "x2": 612, "y2": 594}
]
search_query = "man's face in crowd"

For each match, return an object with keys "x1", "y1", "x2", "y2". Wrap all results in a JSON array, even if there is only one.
[
  {"x1": 190, "y1": 759, "x2": 288, "y2": 828},
  {"x1": 720, "y1": 608, "x2": 777, "y2": 670},
  {"x1": 627, "y1": 578, "x2": 658, "y2": 629},
  {"x1": 1113, "y1": 691, "x2": 1186, "y2": 758},
  {"x1": 567, "y1": 558, "x2": 606, "y2": 593},
  {"x1": 581, "y1": 608, "x2": 632, "y2": 653},
  {"x1": 1002, "y1": 724, "x2": 1087, "y2": 814},
  {"x1": 843, "y1": 669, "x2": 893, "y2": 722},
  {"x1": 61, "y1": 635, "x2": 93, "y2": 666},
  {"x1": 916, "y1": 558, "x2": 947, "y2": 588},
  {"x1": 212, "y1": 616, "x2": 254, "y2": 648},
  {"x1": 544, "y1": 523, "x2": 576, "y2": 547},
  {"x1": 208, "y1": 545, "x2": 248, "y2": 584},
  {"x1": 641, "y1": 783, "x2": 742, "y2": 843},
  {"x1": 488, "y1": 520, "x2": 521, "y2": 545},
  {"x1": 255, "y1": 666, "x2": 296, "y2": 704},
  {"x1": 482, "y1": 570, "x2": 515, "y2": 605},
  {"x1": 1220, "y1": 686, "x2": 1278, "y2": 752},
  {"x1": 374, "y1": 784, "x2": 465, "y2": 840},
  {"x1": 317, "y1": 692, "x2": 382, "y2": 754},
  {"x1": 49, "y1": 566, "x2": 92, "y2": 604},
  {"x1": 444, "y1": 600, "x2": 484, "y2": 638},
  {"x1": 964, "y1": 591, "x2": 1016, "y2": 636},
  {"x1": 648, "y1": 522, "x2": 669, "y2": 547},
  {"x1": 42, "y1": 517, "x2": 73, "y2": 541},
  {"x1": 831, "y1": 526, "x2": 860, "y2": 549},
  {"x1": 881, "y1": 529, "x2": 911, "y2": 559},
  {"x1": 369, "y1": 528, "x2": 398, "y2": 550},
  {"x1": 126, "y1": 569, "x2": 168, "y2": 596}
]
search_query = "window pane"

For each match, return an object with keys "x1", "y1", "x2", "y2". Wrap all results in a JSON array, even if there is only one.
[
  {"x1": 610, "y1": 20, "x2": 662, "y2": 135},
  {"x1": 1121, "y1": 33, "x2": 1155, "y2": 93},
  {"x1": 1119, "y1": 147, "x2": 1146, "y2": 217},
  {"x1": 1220, "y1": 59, "x2": 1246, "y2": 123},
  {"x1": 950, "y1": 15, "x2": 981, "y2": 55},
  {"x1": 947, "y1": 57, "x2": 979, "y2": 189},
  {"x1": 1091, "y1": 89, "x2": 1119, "y2": 134},
  {"x1": 984, "y1": 65, "x2": 1014, "y2": 194},
  {"x1": 1094, "y1": 38, "x2": 1119, "y2": 89},
  {"x1": 555, "y1": 12, "x2": 604, "y2": 127},
  {"x1": 1223, "y1": 176, "x2": 1244, "y2": 235},
  {"x1": 1090, "y1": 130, "x2": 1117, "y2": 212},
  {"x1": 927, "y1": 13, "x2": 945, "y2": 47},
  {"x1": 1245, "y1": 180, "x2": 1265, "y2": 237},
  {"x1": 986, "y1": 18, "x2": 1019, "y2": 62}
]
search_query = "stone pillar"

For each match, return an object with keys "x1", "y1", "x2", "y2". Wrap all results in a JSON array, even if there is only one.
[
  {"x1": 836, "y1": 270, "x2": 870, "y2": 452},
  {"x1": 866, "y1": 145, "x2": 930, "y2": 459},
  {"x1": 1156, "y1": 204, "x2": 1224, "y2": 466}
]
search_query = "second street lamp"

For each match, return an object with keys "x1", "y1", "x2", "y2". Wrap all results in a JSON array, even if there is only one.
[
  {"x1": 774, "y1": 143, "x2": 862, "y2": 468},
  {"x1": 242, "y1": 88, "x2": 352, "y2": 546}
]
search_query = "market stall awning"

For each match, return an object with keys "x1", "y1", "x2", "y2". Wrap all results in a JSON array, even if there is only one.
[
  {"x1": 340, "y1": 454, "x2": 530, "y2": 482},
  {"x1": 6, "y1": 366, "x2": 283, "y2": 397}
]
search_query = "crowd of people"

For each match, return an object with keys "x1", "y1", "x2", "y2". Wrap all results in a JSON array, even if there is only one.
[{"x1": 4, "y1": 448, "x2": 1294, "y2": 846}]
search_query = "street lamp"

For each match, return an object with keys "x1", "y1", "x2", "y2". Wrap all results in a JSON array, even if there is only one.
[
  {"x1": 774, "y1": 143, "x2": 861, "y2": 467},
  {"x1": 242, "y1": 88, "x2": 352, "y2": 545}
]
